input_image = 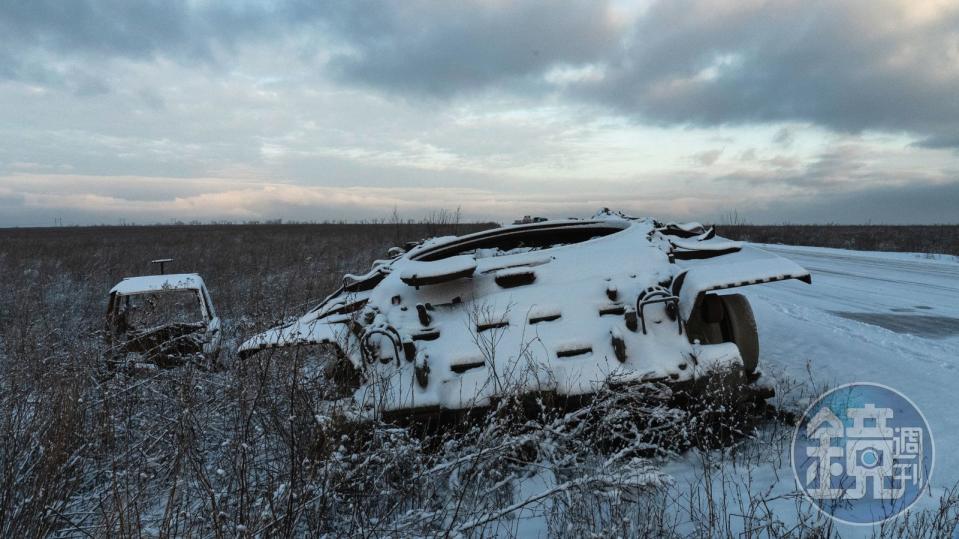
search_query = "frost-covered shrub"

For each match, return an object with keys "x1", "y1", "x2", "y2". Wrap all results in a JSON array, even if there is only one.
[{"x1": 1, "y1": 222, "x2": 957, "y2": 537}]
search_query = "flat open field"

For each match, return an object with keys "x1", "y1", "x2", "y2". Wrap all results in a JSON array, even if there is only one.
[
  {"x1": 0, "y1": 222, "x2": 495, "y2": 346},
  {"x1": 1, "y1": 223, "x2": 957, "y2": 537},
  {"x1": 717, "y1": 224, "x2": 959, "y2": 256}
]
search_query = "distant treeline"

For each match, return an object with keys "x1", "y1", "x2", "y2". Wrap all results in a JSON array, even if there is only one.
[
  {"x1": 715, "y1": 224, "x2": 959, "y2": 256},
  {"x1": 6, "y1": 220, "x2": 957, "y2": 258}
]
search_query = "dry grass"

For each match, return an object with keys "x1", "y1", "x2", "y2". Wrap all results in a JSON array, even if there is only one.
[
  {"x1": 716, "y1": 224, "x2": 959, "y2": 256},
  {"x1": 1, "y1": 221, "x2": 957, "y2": 537}
]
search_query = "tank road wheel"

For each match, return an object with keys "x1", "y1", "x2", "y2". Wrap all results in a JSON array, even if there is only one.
[
  {"x1": 687, "y1": 293, "x2": 759, "y2": 375},
  {"x1": 720, "y1": 294, "x2": 759, "y2": 375},
  {"x1": 680, "y1": 293, "x2": 765, "y2": 446}
]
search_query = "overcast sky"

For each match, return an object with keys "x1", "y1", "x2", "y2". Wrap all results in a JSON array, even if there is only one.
[{"x1": 1, "y1": 0, "x2": 958, "y2": 226}]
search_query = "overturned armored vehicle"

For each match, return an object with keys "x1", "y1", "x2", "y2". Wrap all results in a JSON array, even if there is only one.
[{"x1": 240, "y1": 210, "x2": 810, "y2": 418}]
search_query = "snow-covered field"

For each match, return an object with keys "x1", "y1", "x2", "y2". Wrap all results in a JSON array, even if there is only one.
[
  {"x1": 747, "y1": 244, "x2": 958, "y2": 455},
  {"x1": 508, "y1": 244, "x2": 959, "y2": 537},
  {"x1": 673, "y1": 245, "x2": 958, "y2": 536},
  {"x1": 3, "y1": 225, "x2": 958, "y2": 537},
  {"x1": 754, "y1": 244, "x2": 957, "y2": 376},
  {"x1": 746, "y1": 245, "x2": 957, "y2": 533}
]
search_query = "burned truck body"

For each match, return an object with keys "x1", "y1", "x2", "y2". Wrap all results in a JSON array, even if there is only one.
[
  {"x1": 240, "y1": 210, "x2": 810, "y2": 417},
  {"x1": 106, "y1": 274, "x2": 221, "y2": 369}
]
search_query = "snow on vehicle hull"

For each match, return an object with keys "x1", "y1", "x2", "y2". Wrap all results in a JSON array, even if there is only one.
[
  {"x1": 240, "y1": 210, "x2": 810, "y2": 415},
  {"x1": 106, "y1": 273, "x2": 222, "y2": 369}
]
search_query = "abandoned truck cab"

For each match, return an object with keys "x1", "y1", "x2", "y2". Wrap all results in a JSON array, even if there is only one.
[
  {"x1": 106, "y1": 273, "x2": 222, "y2": 369},
  {"x1": 240, "y1": 210, "x2": 811, "y2": 418}
]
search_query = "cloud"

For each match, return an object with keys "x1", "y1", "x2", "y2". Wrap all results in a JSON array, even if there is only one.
[
  {"x1": 0, "y1": 1, "x2": 617, "y2": 97},
  {"x1": 5, "y1": 0, "x2": 959, "y2": 145},
  {"x1": 312, "y1": 0, "x2": 959, "y2": 147},
  {"x1": 0, "y1": 1, "x2": 313, "y2": 62},
  {"x1": 691, "y1": 149, "x2": 724, "y2": 166},
  {"x1": 573, "y1": 0, "x2": 959, "y2": 145},
  {"x1": 324, "y1": 0, "x2": 620, "y2": 97},
  {"x1": 718, "y1": 140, "x2": 958, "y2": 192},
  {"x1": 3, "y1": 137, "x2": 956, "y2": 227},
  {"x1": 0, "y1": 174, "x2": 500, "y2": 225},
  {"x1": 772, "y1": 128, "x2": 794, "y2": 148},
  {"x1": 0, "y1": 1, "x2": 958, "y2": 227},
  {"x1": 740, "y1": 180, "x2": 959, "y2": 225},
  {"x1": 0, "y1": 0, "x2": 328, "y2": 93}
]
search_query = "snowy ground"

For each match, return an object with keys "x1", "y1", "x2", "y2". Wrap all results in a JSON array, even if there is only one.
[
  {"x1": 747, "y1": 243, "x2": 958, "y2": 451},
  {"x1": 686, "y1": 244, "x2": 958, "y2": 536},
  {"x1": 513, "y1": 244, "x2": 959, "y2": 537},
  {"x1": 9, "y1": 229, "x2": 956, "y2": 536}
]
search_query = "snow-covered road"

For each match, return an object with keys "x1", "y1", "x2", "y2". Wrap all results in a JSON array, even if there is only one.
[
  {"x1": 754, "y1": 244, "x2": 959, "y2": 331},
  {"x1": 515, "y1": 244, "x2": 959, "y2": 536},
  {"x1": 743, "y1": 244, "x2": 958, "y2": 419},
  {"x1": 726, "y1": 244, "x2": 958, "y2": 533}
]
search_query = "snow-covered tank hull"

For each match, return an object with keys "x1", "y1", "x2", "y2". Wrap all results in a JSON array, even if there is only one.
[{"x1": 240, "y1": 210, "x2": 810, "y2": 416}]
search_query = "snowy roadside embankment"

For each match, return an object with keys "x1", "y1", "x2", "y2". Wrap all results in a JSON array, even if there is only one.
[
  {"x1": 693, "y1": 244, "x2": 959, "y2": 537},
  {"x1": 516, "y1": 243, "x2": 959, "y2": 536}
]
